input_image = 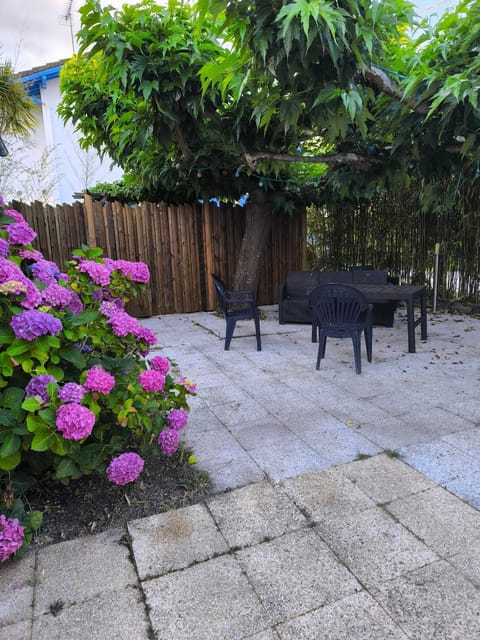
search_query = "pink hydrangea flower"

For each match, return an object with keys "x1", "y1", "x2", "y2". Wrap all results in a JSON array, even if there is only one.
[
  {"x1": 167, "y1": 409, "x2": 188, "y2": 430},
  {"x1": 112, "y1": 260, "x2": 150, "y2": 283},
  {"x1": 18, "y1": 249, "x2": 43, "y2": 261},
  {"x1": 139, "y1": 370, "x2": 165, "y2": 393},
  {"x1": 0, "y1": 515, "x2": 24, "y2": 563},
  {"x1": 56, "y1": 404, "x2": 95, "y2": 440},
  {"x1": 150, "y1": 356, "x2": 169, "y2": 375},
  {"x1": 136, "y1": 326, "x2": 157, "y2": 347},
  {"x1": 108, "y1": 310, "x2": 141, "y2": 337},
  {"x1": 83, "y1": 368, "x2": 115, "y2": 395},
  {"x1": 179, "y1": 377, "x2": 197, "y2": 393},
  {"x1": 106, "y1": 452, "x2": 144, "y2": 485},
  {"x1": 158, "y1": 429, "x2": 179, "y2": 455},
  {"x1": 78, "y1": 260, "x2": 111, "y2": 286}
]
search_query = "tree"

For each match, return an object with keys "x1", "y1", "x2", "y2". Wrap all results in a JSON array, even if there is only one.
[{"x1": 58, "y1": 0, "x2": 420, "y2": 290}]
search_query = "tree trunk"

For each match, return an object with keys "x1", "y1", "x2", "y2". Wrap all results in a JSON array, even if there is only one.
[{"x1": 233, "y1": 188, "x2": 274, "y2": 292}]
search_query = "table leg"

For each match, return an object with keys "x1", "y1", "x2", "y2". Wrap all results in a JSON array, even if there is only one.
[
  {"x1": 406, "y1": 296, "x2": 415, "y2": 353},
  {"x1": 420, "y1": 292, "x2": 428, "y2": 340}
]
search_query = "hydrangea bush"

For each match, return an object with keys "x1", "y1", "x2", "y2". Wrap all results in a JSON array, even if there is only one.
[{"x1": 0, "y1": 196, "x2": 196, "y2": 562}]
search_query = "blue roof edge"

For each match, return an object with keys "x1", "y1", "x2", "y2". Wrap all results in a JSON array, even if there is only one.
[{"x1": 21, "y1": 65, "x2": 63, "y2": 97}]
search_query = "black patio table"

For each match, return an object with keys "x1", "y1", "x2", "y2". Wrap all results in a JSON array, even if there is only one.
[{"x1": 311, "y1": 283, "x2": 427, "y2": 353}]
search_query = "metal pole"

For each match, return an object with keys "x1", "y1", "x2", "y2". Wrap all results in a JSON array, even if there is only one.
[{"x1": 433, "y1": 242, "x2": 440, "y2": 313}]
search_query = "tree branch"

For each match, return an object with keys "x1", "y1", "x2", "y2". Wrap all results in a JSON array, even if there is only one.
[
  {"x1": 244, "y1": 151, "x2": 382, "y2": 169},
  {"x1": 359, "y1": 65, "x2": 430, "y2": 115}
]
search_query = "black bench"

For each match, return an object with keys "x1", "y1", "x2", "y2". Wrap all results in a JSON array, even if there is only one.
[{"x1": 278, "y1": 269, "x2": 397, "y2": 327}]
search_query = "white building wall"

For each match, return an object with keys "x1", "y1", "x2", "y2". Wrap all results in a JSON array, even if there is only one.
[{"x1": 38, "y1": 77, "x2": 122, "y2": 204}]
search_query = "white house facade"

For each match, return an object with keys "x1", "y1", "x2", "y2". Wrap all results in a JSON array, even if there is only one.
[{"x1": 17, "y1": 60, "x2": 123, "y2": 204}]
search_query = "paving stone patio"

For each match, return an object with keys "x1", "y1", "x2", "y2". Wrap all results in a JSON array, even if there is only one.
[{"x1": 2, "y1": 308, "x2": 480, "y2": 639}]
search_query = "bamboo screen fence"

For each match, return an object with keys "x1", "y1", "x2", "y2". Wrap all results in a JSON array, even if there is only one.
[
  {"x1": 307, "y1": 190, "x2": 480, "y2": 303},
  {"x1": 10, "y1": 196, "x2": 306, "y2": 317}
]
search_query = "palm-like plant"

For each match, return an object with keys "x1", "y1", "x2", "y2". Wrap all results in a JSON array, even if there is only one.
[{"x1": 0, "y1": 60, "x2": 37, "y2": 138}]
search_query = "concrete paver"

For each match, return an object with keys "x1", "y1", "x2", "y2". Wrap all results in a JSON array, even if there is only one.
[
  {"x1": 34, "y1": 527, "x2": 137, "y2": 613},
  {"x1": 386, "y1": 485, "x2": 480, "y2": 556},
  {"x1": 341, "y1": 453, "x2": 436, "y2": 503},
  {"x1": 235, "y1": 529, "x2": 362, "y2": 625},
  {"x1": 206, "y1": 481, "x2": 307, "y2": 548},
  {"x1": 127, "y1": 502, "x2": 229, "y2": 580},
  {"x1": 314, "y1": 506, "x2": 439, "y2": 589},
  {"x1": 0, "y1": 551, "x2": 35, "y2": 628},
  {"x1": 143, "y1": 555, "x2": 271, "y2": 640},
  {"x1": 31, "y1": 586, "x2": 151, "y2": 640},
  {"x1": 4, "y1": 308, "x2": 480, "y2": 639},
  {"x1": 370, "y1": 560, "x2": 480, "y2": 640},
  {"x1": 276, "y1": 591, "x2": 410, "y2": 640}
]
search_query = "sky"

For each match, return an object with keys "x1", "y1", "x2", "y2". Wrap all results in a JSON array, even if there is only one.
[{"x1": 1, "y1": 0, "x2": 457, "y2": 74}]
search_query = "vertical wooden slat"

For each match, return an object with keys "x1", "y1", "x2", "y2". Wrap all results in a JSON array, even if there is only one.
[{"x1": 6, "y1": 198, "x2": 307, "y2": 315}]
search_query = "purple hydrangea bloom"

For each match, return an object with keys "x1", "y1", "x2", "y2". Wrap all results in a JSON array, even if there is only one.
[
  {"x1": 83, "y1": 368, "x2": 115, "y2": 394},
  {"x1": 106, "y1": 453, "x2": 144, "y2": 485},
  {"x1": 2, "y1": 209, "x2": 24, "y2": 223},
  {"x1": 30, "y1": 259, "x2": 58, "y2": 285},
  {"x1": 7, "y1": 221, "x2": 37, "y2": 245},
  {"x1": 66, "y1": 291, "x2": 83, "y2": 314},
  {"x1": 139, "y1": 370, "x2": 165, "y2": 393},
  {"x1": 56, "y1": 404, "x2": 95, "y2": 440},
  {"x1": 0, "y1": 515, "x2": 25, "y2": 563},
  {"x1": 167, "y1": 409, "x2": 188, "y2": 431},
  {"x1": 100, "y1": 300, "x2": 119, "y2": 318},
  {"x1": 25, "y1": 374, "x2": 57, "y2": 403},
  {"x1": 158, "y1": 429, "x2": 179, "y2": 455},
  {"x1": 0, "y1": 257, "x2": 24, "y2": 283},
  {"x1": 78, "y1": 260, "x2": 111, "y2": 286},
  {"x1": 0, "y1": 238, "x2": 9, "y2": 257},
  {"x1": 58, "y1": 382, "x2": 85, "y2": 403},
  {"x1": 41, "y1": 283, "x2": 73, "y2": 309},
  {"x1": 150, "y1": 356, "x2": 169, "y2": 375},
  {"x1": 20, "y1": 280, "x2": 42, "y2": 309},
  {"x1": 11, "y1": 310, "x2": 62, "y2": 341}
]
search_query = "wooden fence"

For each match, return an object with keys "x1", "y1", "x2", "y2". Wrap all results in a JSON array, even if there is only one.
[{"x1": 11, "y1": 196, "x2": 306, "y2": 317}]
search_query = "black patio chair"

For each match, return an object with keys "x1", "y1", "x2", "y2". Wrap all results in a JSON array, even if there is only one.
[
  {"x1": 211, "y1": 274, "x2": 262, "y2": 351},
  {"x1": 310, "y1": 284, "x2": 373, "y2": 374}
]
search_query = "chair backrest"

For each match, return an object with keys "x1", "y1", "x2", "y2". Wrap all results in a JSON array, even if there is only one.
[
  {"x1": 317, "y1": 270, "x2": 353, "y2": 285},
  {"x1": 211, "y1": 274, "x2": 228, "y2": 314},
  {"x1": 310, "y1": 284, "x2": 369, "y2": 326},
  {"x1": 351, "y1": 269, "x2": 388, "y2": 285},
  {"x1": 285, "y1": 270, "x2": 319, "y2": 297}
]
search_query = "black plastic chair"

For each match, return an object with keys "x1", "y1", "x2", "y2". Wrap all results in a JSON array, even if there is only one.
[
  {"x1": 310, "y1": 284, "x2": 373, "y2": 374},
  {"x1": 211, "y1": 274, "x2": 262, "y2": 351}
]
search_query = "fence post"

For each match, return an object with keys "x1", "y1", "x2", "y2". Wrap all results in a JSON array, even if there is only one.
[{"x1": 83, "y1": 194, "x2": 97, "y2": 248}]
